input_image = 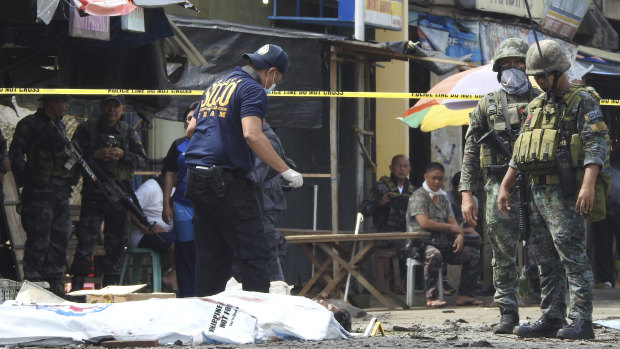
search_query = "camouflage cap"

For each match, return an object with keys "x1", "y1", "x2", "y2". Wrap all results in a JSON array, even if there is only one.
[
  {"x1": 492, "y1": 38, "x2": 529, "y2": 72},
  {"x1": 525, "y1": 40, "x2": 571, "y2": 75}
]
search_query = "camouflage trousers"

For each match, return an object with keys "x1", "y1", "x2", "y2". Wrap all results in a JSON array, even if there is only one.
[
  {"x1": 70, "y1": 200, "x2": 129, "y2": 279},
  {"x1": 423, "y1": 243, "x2": 480, "y2": 299},
  {"x1": 485, "y1": 175, "x2": 545, "y2": 312},
  {"x1": 530, "y1": 183, "x2": 593, "y2": 321},
  {"x1": 21, "y1": 196, "x2": 71, "y2": 282}
]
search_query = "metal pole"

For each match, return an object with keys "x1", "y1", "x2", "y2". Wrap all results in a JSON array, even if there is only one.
[
  {"x1": 344, "y1": 213, "x2": 363, "y2": 300},
  {"x1": 354, "y1": 0, "x2": 364, "y2": 41},
  {"x1": 311, "y1": 184, "x2": 318, "y2": 277}
]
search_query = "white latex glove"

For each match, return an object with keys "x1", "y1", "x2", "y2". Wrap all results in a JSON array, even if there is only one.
[{"x1": 282, "y1": 169, "x2": 303, "y2": 188}]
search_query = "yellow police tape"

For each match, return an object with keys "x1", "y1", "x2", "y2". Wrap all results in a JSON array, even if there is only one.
[{"x1": 2, "y1": 88, "x2": 620, "y2": 105}]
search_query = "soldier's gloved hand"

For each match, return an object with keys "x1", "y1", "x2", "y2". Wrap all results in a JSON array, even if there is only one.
[{"x1": 282, "y1": 169, "x2": 303, "y2": 188}]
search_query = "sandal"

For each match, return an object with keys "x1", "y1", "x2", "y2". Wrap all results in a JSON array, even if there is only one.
[{"x1": 426, "y1": 299, "x2": 447, "y2": 308}]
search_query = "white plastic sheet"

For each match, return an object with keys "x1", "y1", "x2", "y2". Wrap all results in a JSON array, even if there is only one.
[{"x1": 0, "y1": 289, "x2": 348, "y2": 346}]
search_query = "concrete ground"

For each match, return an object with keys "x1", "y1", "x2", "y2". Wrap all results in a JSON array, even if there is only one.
[{"x1": 346, "y1": 287, "x2": 620, "y2": 348}]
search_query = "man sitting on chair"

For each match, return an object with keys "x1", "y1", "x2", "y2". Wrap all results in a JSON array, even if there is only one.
[
  {"x1": 128, "y1": 175, "x2": 178, "y2": 292},
  {"x1": 406, "y1": 162, "x2": 482, "y2": 308},
  {"x1": 360, "y1": 154, "x2": 415, "y2": 237},
  {"x1": 360, "y1": 154, "x2": 416, "y2": 288}
]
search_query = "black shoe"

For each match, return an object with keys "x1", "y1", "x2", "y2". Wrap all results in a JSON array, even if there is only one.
[
  {"x1": 556, "y1": 319, "x2": 594, "y2": 340},
  {"x1": 513, "y1": 316, "x2": 564, "y2": 338},
  {"x1": 494, "y1": 309, "x2": 519, "y2": 334},
  {"x1": 46, "y1": 279, "x2": 66, "y2": 298},
  {"x1": 71, "y1": 276, "x2": 85, "y2": 292}
]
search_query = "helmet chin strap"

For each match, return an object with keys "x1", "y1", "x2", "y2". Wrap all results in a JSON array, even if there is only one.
[{"x1": 548, "y1": 71, "x2": 562, "y2": 97}]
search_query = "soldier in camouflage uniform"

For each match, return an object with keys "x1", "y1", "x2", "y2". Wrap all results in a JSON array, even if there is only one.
[
  {"x1": 459, "y1": 38, "x2": 545, "y2": 334},
  {"x1": 9, "y1": 94, "x2": 77, "y2": 296},
  {"x1": 70, "y1": 96, "x2": 147, "y2": 290},
  {"x1": 408, "y1": 162, "x2": 481, "y2": 308},
  {"x1": 498, "y1": 40, "x2": 610, "y2": 340},
  {"x1": 361, "y1": 154, "x2": 415, "y2": 235}
]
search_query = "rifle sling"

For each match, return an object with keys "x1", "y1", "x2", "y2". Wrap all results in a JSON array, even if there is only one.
[{"x1": 499, "y1": 90, "x2": 513, "y2": 149}]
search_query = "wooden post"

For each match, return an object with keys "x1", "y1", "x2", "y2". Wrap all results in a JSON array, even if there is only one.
[{"x1": 329, "y1": 47, "x2": 339, "y2": 281}]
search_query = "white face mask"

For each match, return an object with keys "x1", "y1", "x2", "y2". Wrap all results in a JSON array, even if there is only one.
[
  {"x1": 264, "y1": 70, "x2": 277, "y2": 93},
  {"x1": 500, "y1": 67, "x2": 529, "y2": 95}
]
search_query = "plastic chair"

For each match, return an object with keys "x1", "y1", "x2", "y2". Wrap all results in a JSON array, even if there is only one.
[
  {"x1": 406, "y1": 258, "x2": 443, "y2": 306},
  {"x1": 119, "y1": 245, "x2": 162, "y2": 292}
]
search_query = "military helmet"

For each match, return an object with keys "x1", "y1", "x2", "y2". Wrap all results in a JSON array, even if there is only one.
[
  {"x1": 525, "y1": 40, "x2": 571, "y2": 75},
  {"x1": 492, "y1": 38, "x2": 529, "y2": 72}
]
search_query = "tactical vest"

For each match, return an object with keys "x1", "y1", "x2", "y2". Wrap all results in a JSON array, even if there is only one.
[
  {"x1": 512, "y1": 86, "x2": 598, "y2": 175},
  {"x1": 480, "y1": 90, "x2": 536, "y2": 168},
  {"x1": 87, "y1": 118, "x2": 134, "y2": 182},
  {"x1": 380, "y1": 176, "x2": 415, "y2": 230},
  {"x1": 27, "y1": 117, "x2": 76, "y2": 186},
  {"x1": 512, "y1": 85, "x2": 610, "y2": 221}
]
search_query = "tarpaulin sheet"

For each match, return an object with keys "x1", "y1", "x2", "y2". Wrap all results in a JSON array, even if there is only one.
[
  {"x1": 0, "y1": 7, "x2": 172, "y2": 50},
  {"x1": 167, "y1": 16, "x2": 328, "y2": 128},
  {"x1": 0, "y1": 290, "x2": 349, "y2": 345}
]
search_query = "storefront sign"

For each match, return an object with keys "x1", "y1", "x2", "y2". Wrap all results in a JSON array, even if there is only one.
[
  {"x1": 541, "y1": 0, "x2": 589, "y2": 40},
  {"x1": 417, "y1": 13, "x2": 482, "y2": 64},
  {"x1": 474, "y1": 0, "x2": 544, "y2": 20},
  {"x1": 365, "y1": 0, "x2": 403, "y2": 30}
]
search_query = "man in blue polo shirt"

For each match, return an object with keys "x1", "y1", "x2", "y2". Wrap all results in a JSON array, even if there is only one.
[{"x1": 184, "y1": 44, "x2": 303, "y2": 296}]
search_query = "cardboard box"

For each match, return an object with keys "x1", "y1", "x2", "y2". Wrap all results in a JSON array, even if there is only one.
[{"x1": 67, "y1": 284, "x2": 176, "y2": 303}]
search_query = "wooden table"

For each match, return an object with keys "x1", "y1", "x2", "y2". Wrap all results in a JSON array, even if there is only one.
[{"x1": 284, "y1": 231, "x2": 430, "y2": 310}]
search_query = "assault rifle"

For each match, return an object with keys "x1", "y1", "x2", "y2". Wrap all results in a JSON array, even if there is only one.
[
  {"x1": 51, "y1": 121, "x2": 156, "y2": 235},
  {"x1": 476, "y1": 130, "x2": 531, "y2": 291}
]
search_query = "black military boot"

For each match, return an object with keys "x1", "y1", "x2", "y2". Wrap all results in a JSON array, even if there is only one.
[
  {"x1": 71, "y1": 275, "x2": 85, "y2": 291},
  {"x1": 494, "y1": 309, "x2": 519, "y2": 334},
  {"x1": 513, "y1": 316, "x2": 565, "y2": 338},
  {"x1": 556, "y1": 319, "x2": 594, "y2": 340}
]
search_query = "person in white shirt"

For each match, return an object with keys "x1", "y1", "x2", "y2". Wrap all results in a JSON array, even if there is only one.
[{"x1": 129, "y1": 175, "x2": 178, "y2": 292}]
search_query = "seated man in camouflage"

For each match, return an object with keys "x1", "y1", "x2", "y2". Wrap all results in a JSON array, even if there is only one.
[
  {"x1": 360, "y1": 154, "x2": 415, "y2": 290},
  {"x1": 360, "y1": 154, "x2": 415, "y2": 237},
  {"x1": 406, "y1": 162, "x2": 482, "y2": 308}
]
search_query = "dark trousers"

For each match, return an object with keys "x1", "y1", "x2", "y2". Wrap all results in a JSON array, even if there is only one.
[
  {"x1": 21, "y1": 196, "x2": 71, "y2": 282},
  {"x1": 175, "y1": 240, "x2": 195, "y2": 297},
  {"x1": 186, "y1": 167, "x2": 270, "y2": 296},
  {"x1": 263, "y1": 210, "x2": 284, "y2": 281},
  {"x1": 70, "y1": 201, "x2": 129, "y2": 279},
  {"x1": 592, "y1": 207, "x2": 620, "y2": 285}
]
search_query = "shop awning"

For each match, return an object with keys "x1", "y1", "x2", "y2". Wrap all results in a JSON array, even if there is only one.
[
  {"x1": 576, "y1": 59, "x2": 620, "y2": 76},
  {"x1": 578, "y1": 45, "x2": 620, "y2": 64}
]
